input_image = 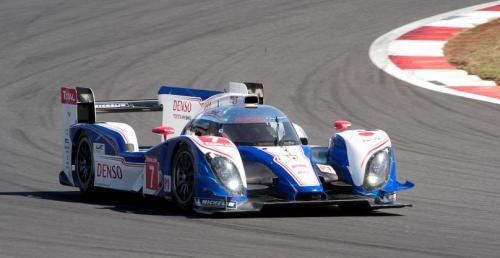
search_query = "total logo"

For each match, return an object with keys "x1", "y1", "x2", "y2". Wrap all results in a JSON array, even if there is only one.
[
  {"x1": 96, "y1": 163, "x2": 123, "y2": 179},
  {"x1": 172, "y1": 99, "x2": 192, "y2": 112},
  {"x1": 61, "y1": 88, "x2": 77, "y2": 105}
]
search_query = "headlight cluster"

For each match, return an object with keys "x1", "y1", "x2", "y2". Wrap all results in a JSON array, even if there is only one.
[
  {"x1": 363, "y1": 148, "x2": 391, "y2": 192},
  {"x1": 206, "y1": 153, "x2": 243, "y2": 194}
]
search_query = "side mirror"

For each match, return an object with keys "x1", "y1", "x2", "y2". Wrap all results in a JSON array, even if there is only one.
[
  {"x1": 334, "y1": 120, "x2": 352, "y2": 132},
  {"x1": 152, "y1": 126, "x2": 175, "y2": 141},
  {"x1": 292, "y1": 123, "x2": 309, "y2": 145}
]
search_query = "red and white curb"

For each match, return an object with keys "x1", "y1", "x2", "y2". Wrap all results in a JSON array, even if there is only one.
[{"x1": 370, "y1": 1, "x2": 500, "y2": 104}]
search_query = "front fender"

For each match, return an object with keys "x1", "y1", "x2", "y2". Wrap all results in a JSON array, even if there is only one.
[
  {"x1": 328, "y1": 129, "x2": 414, "y2": 196},
  {"x1": 148, "y1": 136, "x2": 248, "y2": 203}
]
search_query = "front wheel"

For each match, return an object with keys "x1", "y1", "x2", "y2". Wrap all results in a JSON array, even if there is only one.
[
  {"x1": 171, "y1": 145, "x2": 195, "y2": 210},
  {"x1": 76, "y1": 133, "x2": 94, "y2": 193}
]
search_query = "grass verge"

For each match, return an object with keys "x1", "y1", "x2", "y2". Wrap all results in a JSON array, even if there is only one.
[{"x1": 444, "y1": 18, "x2": 500, "y2": 85}]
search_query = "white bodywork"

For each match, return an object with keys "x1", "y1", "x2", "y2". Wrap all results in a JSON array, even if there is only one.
[
  {"x1": 336, "y1": 130, "x2": 391, "y2": 186},
  {"x1": 189, "y1": 136, "x2": 247, "y2": 188},
  {"x1": 60, "y1": 87, "x2": 79, "y2": 186},
  {"x1": 260, "y1": 146, "x2": 320, "y2": 187},
  {"x1": 98, "y1": 122, "x2": 139, "y2": 152},
  {"x1": 93, "y1": 146, "x2": 144, "y2": 191}
]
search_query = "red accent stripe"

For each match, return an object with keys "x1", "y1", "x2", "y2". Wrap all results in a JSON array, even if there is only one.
[
  {"x1": 389, "y1": 56, "x2": 456, "y2": 69},
  {"x1": 192, "y1": 137, "x2": 233, "y2": 159},
  {"x1": 398, "y1": 26, "x2": 465, "y2": 40},
  {"x1": 260, "y1": 148, "x2": 319, "y2": 187},
  {"x1": 398, "y1": 26, "x2": 465, "y2": 41},
  {"x1": 361, "y1": 139, "x2": 390, "y2": 170},
  {"x1": 480, "y1": 5, "x2": 500, "y2": 11},
  {"x1": 273, "y1": 156, "x2": 306, "y2": 186},
  {"x1": 447, "y1": 86, "x2": 500, "y2": 99}
]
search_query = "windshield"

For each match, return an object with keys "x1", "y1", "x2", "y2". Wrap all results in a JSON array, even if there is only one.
[{"x1": 221, "y1": 121, "x2": 300, "y2": 146}]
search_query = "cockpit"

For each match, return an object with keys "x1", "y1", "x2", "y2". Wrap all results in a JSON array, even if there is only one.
[{"x1": 182, "y1": 105, "x2": 301, "y2": 146}]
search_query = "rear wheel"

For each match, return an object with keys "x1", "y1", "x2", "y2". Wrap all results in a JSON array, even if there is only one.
[
  {"x1": 76, "y1": 134, "x2": 94, "y2": 193},
  {"x1": 171, "y1": 145, "x2": 195, "y2": 210}
]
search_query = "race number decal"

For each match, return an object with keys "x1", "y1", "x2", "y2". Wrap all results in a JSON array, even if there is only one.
[
  {"x1": 145, "y1": 157, "x2": 160, "y2": 190},
  {"x1": 163, "y1": 175, "x2": 171, "y2": 192}
]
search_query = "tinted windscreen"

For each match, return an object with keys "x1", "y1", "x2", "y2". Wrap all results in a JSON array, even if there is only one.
[{"x1": 221, "y1": 122, "x2": 300, "y2": 146}]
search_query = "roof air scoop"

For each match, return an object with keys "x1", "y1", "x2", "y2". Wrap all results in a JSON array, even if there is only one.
[
  {"x1": 228, "y1": 82, "x2": 264, "y2": 104},
  {"x1": 244, "y1": 95, "x2": 259, "y2": 104}
]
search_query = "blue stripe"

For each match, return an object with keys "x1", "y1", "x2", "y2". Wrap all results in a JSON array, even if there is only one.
[{"x1": 158, "y1": 86, "x2": 222, "y2": 100}]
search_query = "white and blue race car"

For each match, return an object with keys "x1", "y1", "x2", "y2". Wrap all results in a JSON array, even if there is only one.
[{"x1": 59, "y1": 82, "x2": 414, "y2": 214}]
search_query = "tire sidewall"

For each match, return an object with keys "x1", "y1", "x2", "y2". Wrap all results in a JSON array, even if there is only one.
[
  {"x1": 171, "y1": 145, "x2": 195, "y2": 210},
  {"x1": 76, "y1": 134, "x2": 94, "y2": 193}
]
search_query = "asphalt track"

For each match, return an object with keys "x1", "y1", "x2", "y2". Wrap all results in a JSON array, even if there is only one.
[{"x1": 1, "y1": 1, "x2": 499, "y2": 257}]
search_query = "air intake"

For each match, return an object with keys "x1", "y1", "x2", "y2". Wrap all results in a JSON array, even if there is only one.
[{"x1": 244, "y1": 95, "x2": 259, "y2": 104}]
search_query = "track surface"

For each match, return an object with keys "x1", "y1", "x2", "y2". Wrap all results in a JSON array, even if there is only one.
[{"x1": 1, "y1": 1, "x2": 499, "y2": 257}]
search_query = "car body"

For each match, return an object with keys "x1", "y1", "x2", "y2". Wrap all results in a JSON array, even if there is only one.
[{"x1": 59, "y1": 82, "x2": 414, "y2": 214}]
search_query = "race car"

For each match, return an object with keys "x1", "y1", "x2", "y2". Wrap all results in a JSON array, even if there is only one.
[{"x1": 59, "y1": 82, "x2": 414, "y2": 214}]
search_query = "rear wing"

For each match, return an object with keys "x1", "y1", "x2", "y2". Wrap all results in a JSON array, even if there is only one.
[{"x1": 61, "y1": 86, "x2": 161, "y2": 123}]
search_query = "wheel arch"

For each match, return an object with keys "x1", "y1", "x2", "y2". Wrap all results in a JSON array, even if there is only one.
[{"x1": 70, "y1": 128, "x2": 86, "y2": 167}]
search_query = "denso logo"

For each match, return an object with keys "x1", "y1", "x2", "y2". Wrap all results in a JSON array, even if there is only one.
[
  {"x1": 173, "y1": 99, "x2": 192, "y2": 112},
  {"x1": 96, "y1": 163, "x2": 123, "y2": 179},
  {"x1": 61, "y1": 88, "x2": 77, "y2": 104}
]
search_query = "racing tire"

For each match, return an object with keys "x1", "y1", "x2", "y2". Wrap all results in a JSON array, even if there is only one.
[
  {"x1": 75, "y1": 133, "x2": 95, "y2": 194},
  {"x1": 171, "y1": 144, "x2": 195, "y2": 211}
]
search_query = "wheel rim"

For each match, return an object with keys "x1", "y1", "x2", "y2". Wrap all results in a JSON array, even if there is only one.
[
  {"x1": 174, "y1": 151, "x2": 194, "y2": 203},
  {"x1": 77, "y1": 141, "x2": 92, "y2": 184}
]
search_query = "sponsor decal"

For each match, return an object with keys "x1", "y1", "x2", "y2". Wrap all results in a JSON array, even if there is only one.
[
  {"x1": 61, "y1": 87, "x2": 77, "y2": 105},
  {"x1": 205, "y1": 109, "x2": 223, "y2": 118},
  {"x1": 94, "y1": 143, "x2": 105, "y2": 156},
  {"x1": 316, "y1": 164, "x2": 337, "y2": 175},
  {"x1": 194, "y1": 198, "x2": 226, "y2": 208},
  {"x1": 197, "y1": 136, "x2": 232, "y2": 147},
  {"x1": 96, "y1": 162, "x2": 123, "y2": 179},
  {"x1": 95, "y1": 103, "x2": 129, "y2": 108},
  {"x1": 362, "y1": 136, "x2": 382, "y2": 143},
  {"x1": 173, "y1": 114, "x2": 192, "y2": 120},
  {"x1": 172, "y1": 99, "x2": 192, "y2": 113},
  {"x1": 163, "y1": 175, "x2": 171, "y2": 192},
  {"x1": 202, "y1": 101, "x2": 211, "y2": 110},
  {"x1": 279, "y1": 153, "x2": 298, "y2": 161},
  {"x1": 145, "y1": 157, "x2": 160, "y2": 190},
  {"x1": 227, "y1": 201, "x2": 237, "y2": 209},
  {"x1": 261, "y1": 146, "x2": 320, "y2": 187}
]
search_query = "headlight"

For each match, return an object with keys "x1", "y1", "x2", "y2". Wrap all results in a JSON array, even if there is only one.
[
  {"x1": 206, "y1": 153, "x2": 243, "y2": 194},
  {"x1": 363, "y1": 148, "x2": 391, "y2": 191}
]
